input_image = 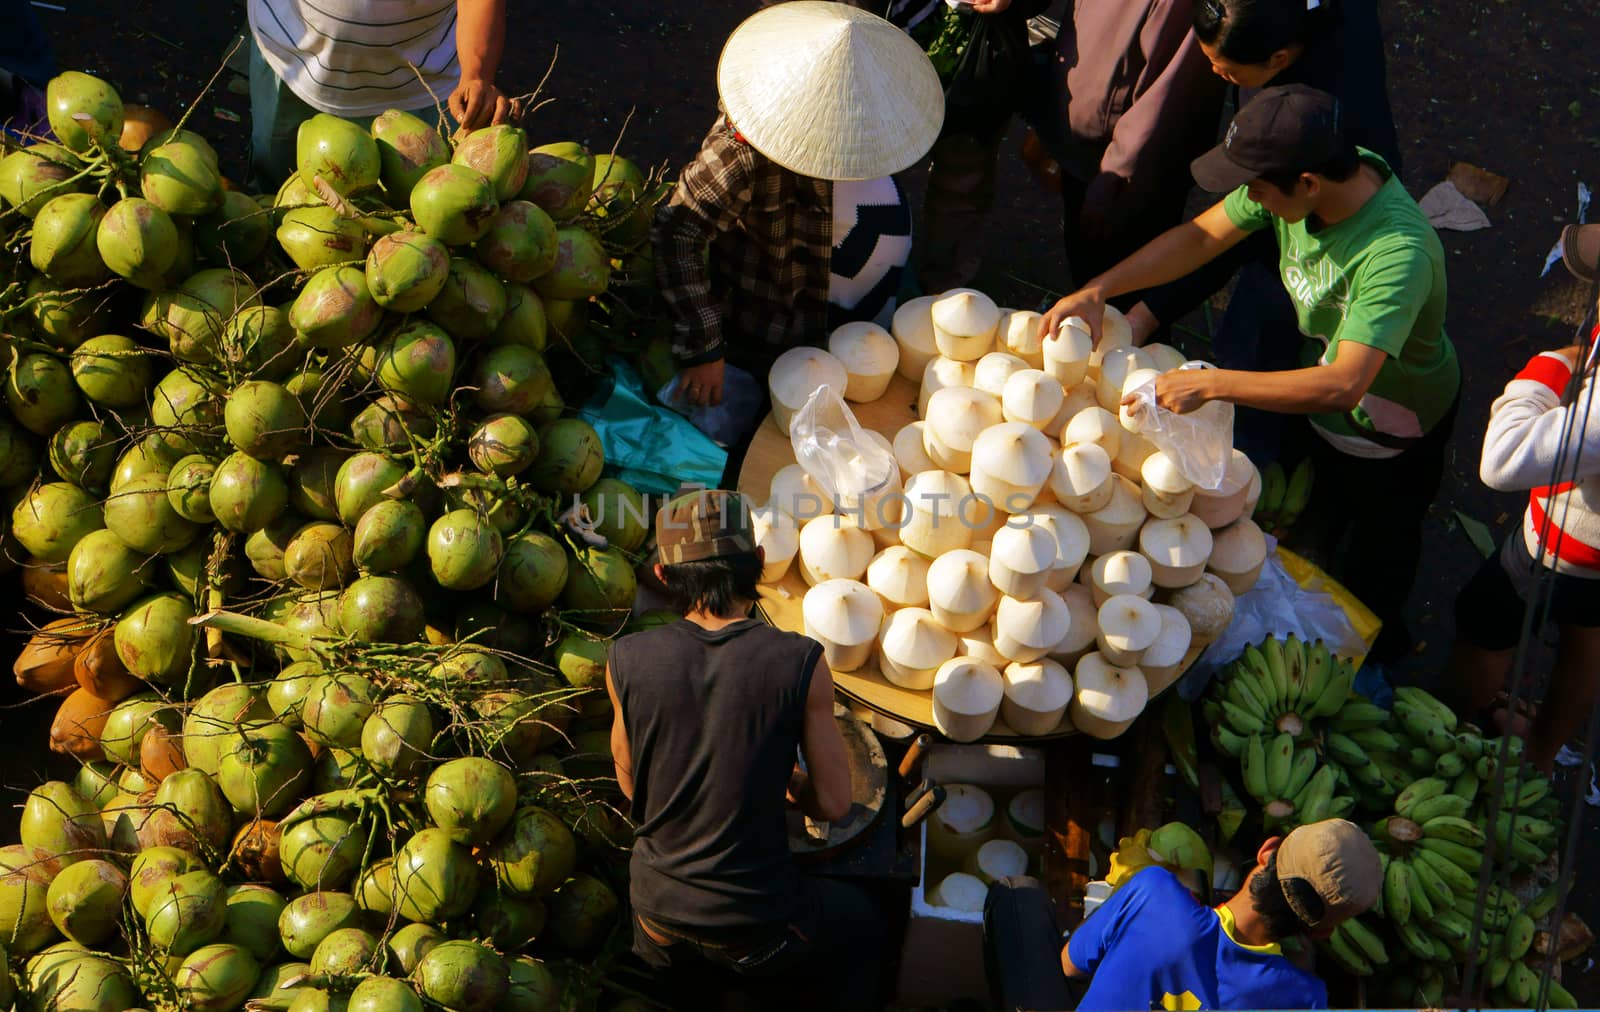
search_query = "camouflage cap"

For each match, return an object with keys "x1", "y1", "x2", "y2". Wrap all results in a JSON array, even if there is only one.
[{"x1": 655, "y1": 489, "x2": 757, "y2": 565}]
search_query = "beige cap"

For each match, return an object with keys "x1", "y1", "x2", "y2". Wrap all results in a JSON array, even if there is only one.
[
  {"x1": 716, "y1": 1, "x2": 945, "y2": 181},
  {"x1": 1275, "y1": 819, "x2": 1382, "y2": 927}
]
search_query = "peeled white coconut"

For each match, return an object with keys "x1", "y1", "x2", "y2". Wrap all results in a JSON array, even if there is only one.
[
  {"x1": 1000, "y1": 658, "x2": 1073, "y2": 736},
  {"x1": 1117, "y1": 367, "x2": 1163, "y2": 433},
  {"x1": 878, "y1": 607, "x2": 959, "y2": 690},
  {"x1": 918, "y1": 355, "x2": 977, "y2": 417},
  {"x1": 923, "y1": 387, "x2": 1002, "y2": 474},
  {"x1": 894, "y1": 421, "x2": 939, "y2": 480},
  {"x1": 1042, "y1": 316, "x2": 1093, "y2": 387},
  {"x1": 1087, "y1": 305, "x2": 1134, "y2": 371},
  {"x1": 798, "y1": 513, "x2": 874, "y2": 585},
  {"x1": 932, "y1": 656, "x2": 1005, "y2": 742},
  {"x1": 927, "y1": 549, "x2": 1000, "y2": 633},
  {"x1": 1049, "y1": 442, "x2": 1114, "y2": 514},
  {"x1": 1095, "y1": 347, "x2": 1152, "y2": 411},
  {"x1": 927, "y1": 783, "x2": 996, "y2": 861},
  {"x1": 828, "y1": 321, "x2": 900, "y2": 403},
  {"x1": 1049, "y1": 584, "x2": 1100, "y2": 667},
  {"x1": 1209, "y1": 516, "x2": 1268, "y2": 595},
  {"x1": 1243, "y1": 463, "x2": 1264, "y2": 518},
  {"x1": 988, "y1": 522, "x2": 1058, "y2": 600},
  {"x1": 900, "y1": 470, "x2": 977, "y2": 558},
  {"x1": 1002, "y1": 369, "x2": 1065, "y2": 431},
  {"x1": 959, "y1": 623, "x2": 1009, "y2": 668},
  {"x1": 833, "y1": 429, "x2": 903, "y2": 533},
  {"x1": 1019, "y1": 506, "x2": 1090, "y2": 590},
  {"x1": 1045, "y1": 382, "x2": 1095, "y2": 441},
  {"x1": 867, "y1": 545, "x2": 932, "y2": 610},
  {"x1": 1069, "y1": 652, "x2": 1149, "y2": 740},
  {"x1": 750, "y1": 506, "x2": 799, "y2": 584},
  {"x1": 998, "y1": 310, "x2": 1045, "y2": 368},
  {"x1": 801, "y1": 578, "x2": 883, "y2": 672},
  {"x1": 1112, "y1": 431, "x2": 1159, "y2": 483},
  {"x1": 968, "y1": 422, "x2": 1054, "y2": 513},
  {"x1": 1063, "y1": 406, "x2": 1123, "y2": 460},
  {"x1": 769, "y1": 463, "x2": 831, "y2": 521},
  {"x1": 1138, "y1": 514, "x2": 1214, "y2": 589},
  {"x1": 1096, "y1": 593, "x2": 1161, "y2": 667},
  {"x1": 931, "y1": 289, "x2": 1001, "y2": 362},
  {"x1": 1168, "y1": 573, "x2": 1235, "y2": 647},
  {"x1": 1140, "y1": 452, "x2": 1196, "y2": 519},
  {"x1": 1088, "y1": 550, "x2": 1153, "y2": 606},
  {"x1": 1142, "y1": 605, "x2": 1193, "y2": 695},
  {"x1": 1143, "y1": 342, "x2": 1187, "y2": 372},
  {"x1": 1083, "y1": 476, "x2": 1147, "y2": 555},
  {"x1": 966, "y1": 838, "x2": 1030, "y2": 884},
  {"x1": 769, "y1": 346, "x2": 848, "y2": 433},
  {"x1": 993, "y1": 590, "x2": 1071, "y2": 663},
  {"x1": 974, "y1": 352, "x2": 1030, "y2": 398},
  {"x1": 931, "y1": 872, "x2": 989, "y2": 912},
  {"x1": 1190, "y1": 449, "x2": 1256, "y2": 529},
  {"x1": 1007, "y1": 788, "x2": 1046, "y2": 854},
  {"x1": 892, "y1": 295, "x2": 940, "y2": 381}
]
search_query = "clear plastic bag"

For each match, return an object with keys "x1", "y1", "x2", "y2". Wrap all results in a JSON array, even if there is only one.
[
  {"x1": 789, "y1": 385, "x2": 901, "y2": 528},
  {"x1": 656, "y1": 364, "x2": 765, "y2": 448},
  {"x1": 1122, "y1": 362, "x2": 1235, "y2": 490}
]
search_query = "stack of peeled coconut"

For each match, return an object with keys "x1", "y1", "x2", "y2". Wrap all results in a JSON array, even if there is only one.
[{"x1": 756, "y1": 290, "x2": 1266, "y2": 742}]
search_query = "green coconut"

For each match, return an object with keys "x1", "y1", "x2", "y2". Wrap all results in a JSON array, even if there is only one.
[
  {"x1": 338, "y1": 574, "x2": 426, "y2": 643},
  {"x1": 226, "y1": 381, "x2": 309, "y2": 460},
  {"x1": 288, "y1": 448, "x2": 349, "y2": 522},
  {"x1": 174, "y1": 942, "x2": 263, "y2": 1012},
  {"x1": 374, "y1": 320, "x2": 456, "y2": 406},
  {"x1": 0, "y1": 847, "x2": 61, "y2": 953},
  {"x1": 141, "y1": 139, "x2": 224, "y2": 216},
  {"x1": 195, "y1": 188, "x2": 272, "y2": 265},
  {"x1": 128, "y1": 846, "x2": 204, "y2": 918},
  {"x1": 472, "y1": 886, "x2": 546, "y2": 950},
  {"x1": 532, "y1": 228, "x2": 611, "y2": 301},
  {"x1": 284, "y1": 521, "x2": 355, "y2": 591},
  {"x1": 268, "y1": 660, "x2": 322, "y2": 728},
  {"x1": 248, "y1": 961, "x2": 313, "y2": 1009},
  {"x1": 505, "y1": 956, "x2": 560, "y2": 1012},
  {"x1": 333, "y1": 452, "x2": 407, "y2": 526},
  {"x1": 489, "y1": 807, "x2": 578, "y2": 898},
  {"x1": 30, "y1": 193, "x2": 109, "y2": 286},
  {"x1": 142, "y1": 267, "x2": 258, "y2": 366},
  {"x1": 470, "y1": 344, "x2": 551, "y2": 415},
  {"x1": 7, "y1": 353, "x2": 82, "y2": 436},
  {"x1": 47, "y1": 418, "x2": 116, "y2": 493},
  {"x1": 148, "y1": 366, "x2": 224, "y2": 457},
  {"x1": 453, "y1": 124, "x2": 530, "y2": 200},
  {"x1": 387, "y1": 923, "x2": 445, "y2": 976},
  {"x1": 277, "y1": 205, "x2": 368, "y2": 271},
  {"x1": 144, "y1": 868, "x2": 227, "y2": 955},
  {"x1": 425, "y1": 758, "x2": 518, "y2": 845},
  {"x1": 545, "y1": 874, "x2": 619, "y2": 952},
  {"x1": 23, "y1": 947, "x2": 138, "y2": 1010},
  {"x1": 428, "y1": 509, "x2": 504, "y2": 591},
  {"x1": 360, "y1": 694, "x2": 435, "y2": 776},
  {"x1": 166, "y1": 454, "x2": 218, "y2": 523},
  {"x1": 210, "y1": 451, "x2": 289, "y2": 533},
  {"x1": 495, "y1": 530, "x2": 569, "y2": 613},
  {"x1": 351, "y1": 499, "x2": 426, "y2": 573},
  {"x1": 104, "y1": 470, "x2": 199, "y2": 554},
  {"x1": 72, "y1": 763, "x2": 119, "y2": 811},
  {"x1": 69, "y1": 334, "x2": 152, "y2": 408},
  {"x1": 372, "y1": 109, "x2": 450, "y2": 195},
  {"x1": 410, "y1": 162, "x2": 498, "y2": 245},
  {"x1": 520, "y1": 142, "x2": 594, "y2": 222},
  {"x1": 391, "y1": 828, "x2": 479, "y2": 925},
  {"x1": 113, "y1": 591, "x2": 196, "y2": 685},
  {"x1": 148, "y1": 769, "x2": 234, "y2": 855},
  {"x1": 560, "y1": 546, "x2": 637, "y2": 623},
  {"x1": 552, "y1": 632, "x2": 608, "y2": 690},
  {"x1": 223, "y1": 884, "x2": 287, "y2": 963},
  {"x1": 579, "y1": 478, "x2": 649, "y2": 552},
  {"x1": 350, "y1": 395, "x2": 436, "y2": 453},
  {"x1": 11, "y1": 483, "x2": 101, "y2": 563},
  {"x1": 589, "y1": 153, "x2": 652, "y2": 247},
  {"x1": 301, "y1": 673, "x2": 378, "y2": 749},
  {"x1": 351, "y1": 975, "x2": 424, "y2": 1012},
  {"x1": 20, "y1": 782, "x2": 104, "y2": 865},
  {"x1": 280, "y1": 814, "x2": 363, "y2": 890},
  {"x1": 311, "y1": 927, "x2": 379, "y2": 977},
  {"x1": 286, "y1": 366, "x2": 351, "y2": 432},
  {"x1": 182, "y1": 681, "x2": 273, "y2": 777},
  {"x1": 100, "y1": 692, "x2": 179, "y2": 767},
  {"x1": 0, "y1": 143, "x2": 85, "y2": 217},
  {"x1": 298, "y1": 113, "x2": 381, "y2": 196},
  {"x1": 278, "y1": 891, "x2": 361, "y2": 960},
  {"x1": 491, "y1": 282, "x2": 548, "y2": 350},
  {"x1": 365, "y1": 230, "x2": 451, "y2": 312},
  {"x1": 67, "y1": 527, "x2": 152, "y2": 614},
  {"x1": 469, "y1": 689, "x2": 560, "y2": 764},
  {"x1": 47, "y1": 71, "x2": 124, "y2": 152},
  {"x1": 476, "y1": 199, "x2": 557, "y2": 282},
  {"x1": 312, "y1": 748, "x2": 364, "y2": 794},
  {"x1": 96, "y1": 196, "x2": 179, "y2": 288},
  {"x1": 45, "y1": 860, "x2": 124, "y2": 947},
  {"x1": 216, "y1": 722, "x2": 314, "y2": 818},
  {"x1": 425, "y1": 255, "x2": 506, "y2": 339},
  {"x1": 468, "y1": 413, "x2": 540, "y2": 476},
  {"x1": 413, "y1": 939, "x2": 508, "y2": 1012},
  {"x1": 221, "y1": 305, "x2": 297, "y2": 379},
  {"x1": 290, "y1": 264, "x2": 383, "y2": 351}
]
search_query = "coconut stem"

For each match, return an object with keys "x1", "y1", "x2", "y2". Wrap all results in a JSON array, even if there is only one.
[
  {"x1": 1384, "y1": 816, "x2": 1423, "y2": 845},
  {"x1": 190, "y1": 609, "x2": 315, "y2": 650}
]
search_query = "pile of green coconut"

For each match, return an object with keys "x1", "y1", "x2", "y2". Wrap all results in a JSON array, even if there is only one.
[{"x1": 0, "y1": 68, "x2": 670, "y2": 1012}]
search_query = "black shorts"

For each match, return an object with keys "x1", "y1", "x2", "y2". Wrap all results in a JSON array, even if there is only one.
[{"x1": 1454, "y1": 535, "x2": 1600, "y2": 650}]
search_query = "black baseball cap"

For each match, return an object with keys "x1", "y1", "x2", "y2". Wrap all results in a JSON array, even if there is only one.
[{"x1": 1191, "y1": 84, "x2": 1347, "y2": 192}]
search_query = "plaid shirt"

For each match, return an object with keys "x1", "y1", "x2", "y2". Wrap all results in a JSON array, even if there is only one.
[{"x1": 652, "y1": 117, "x2": 833, "y2": 368}]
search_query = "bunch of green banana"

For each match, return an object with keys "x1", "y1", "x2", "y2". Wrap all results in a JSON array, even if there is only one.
[
  {"x1": 1321, "y1": 915, "x2": 1389, "y2": 976},
  {"x1": 1210, "y1": 635, "x2": 1354, "y2": 740},
  {"x1": 1277, "y1": 458, "x2": 1315, "y2": 531},
  {"x1": 1255, "y1": 461, "x2": 1286, "y2": 528}
]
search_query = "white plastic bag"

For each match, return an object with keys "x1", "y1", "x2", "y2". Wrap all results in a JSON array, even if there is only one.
[
  {"x1": 789, "y1": 384, "x2": 901, "y2": 529},
  {"x1": 1122, "y1": 362, "x2": 1234, "y2": 489}
]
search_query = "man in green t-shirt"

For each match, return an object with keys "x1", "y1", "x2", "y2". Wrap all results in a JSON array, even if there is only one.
[{"x1": 1040, "y1": 84, "x2": 1459, "y2": 663}]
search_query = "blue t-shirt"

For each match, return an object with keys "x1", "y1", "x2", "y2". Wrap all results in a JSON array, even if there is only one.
[{"x1": 1068, "y1": 867, "x2": 1328, "y2": 1011}]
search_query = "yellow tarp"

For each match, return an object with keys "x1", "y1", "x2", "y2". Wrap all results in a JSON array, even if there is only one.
[{"x1": 1276, "y1": 546, "x2": 1382, "y2": 668}]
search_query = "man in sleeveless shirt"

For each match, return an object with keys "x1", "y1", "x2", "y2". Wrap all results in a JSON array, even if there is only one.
[{"x1": 606, "y1": 489, "x2": 877, "y2": 1010}]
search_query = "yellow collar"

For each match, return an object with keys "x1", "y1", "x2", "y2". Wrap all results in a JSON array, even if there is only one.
[{"x1": 1215, "y1": 905, "x2": 1282, "y2": 956}]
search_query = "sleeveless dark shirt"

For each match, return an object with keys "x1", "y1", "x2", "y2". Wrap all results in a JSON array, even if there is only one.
[{"x1": 609, "y1": 618, "x2": 822, "y2": 932}]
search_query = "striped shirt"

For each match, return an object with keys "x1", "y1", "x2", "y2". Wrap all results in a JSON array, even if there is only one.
[{"x1": 248, "y1": 0, "x2": 460, "y2": 118}]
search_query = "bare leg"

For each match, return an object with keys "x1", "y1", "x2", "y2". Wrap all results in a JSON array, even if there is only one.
[
  {"x1": 1527, "y1": 625, "x2": 1600, "y2": 772},
  {"x1": 1443, "y1": 641, "x2": 1516, "y2": 717}
]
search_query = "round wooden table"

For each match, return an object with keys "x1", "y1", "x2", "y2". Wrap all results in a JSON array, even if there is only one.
[{"x1": 736, "y1": 372, "x2": 1205, "y2": 742}]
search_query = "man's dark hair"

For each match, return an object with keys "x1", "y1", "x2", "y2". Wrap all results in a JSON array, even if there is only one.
[
  {"x1": 1257, "y1": 145, "x2": 1363, "y2": 194},
  {"x1": 658, "y1": 552, "x2": 763, "y2": 617},
  {"x1": 1248, "y1": 853, "x2": 1324, "y2": 939},
  {"x1": 1194, "y1": 0, "x2": 1310, "y2": 65}
]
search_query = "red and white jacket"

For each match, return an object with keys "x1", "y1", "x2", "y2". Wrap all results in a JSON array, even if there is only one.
[{"x1": 1481, "y1": 338, "x2": 1600, "y2": 578}]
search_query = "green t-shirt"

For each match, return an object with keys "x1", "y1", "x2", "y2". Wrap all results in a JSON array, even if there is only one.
[{"x1": 1222, "y1": 150, "x2": 1459, "y2": 458}]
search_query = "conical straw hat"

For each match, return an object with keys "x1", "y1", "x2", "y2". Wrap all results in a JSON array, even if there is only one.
[{"x1": 717, "y1": 1, "x2": 945, "y2": 181}]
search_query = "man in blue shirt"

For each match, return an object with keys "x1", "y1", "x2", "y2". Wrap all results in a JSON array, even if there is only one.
[{"x1": 983, "y1": 819, "x2": 1381, "y2": 1011}]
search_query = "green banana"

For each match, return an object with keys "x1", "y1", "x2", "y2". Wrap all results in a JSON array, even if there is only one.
[
  {"x1": 1515, "y1": 775, "x2": 1552, "y2": 808},
  {"x1": 1506, "y1": 912, "x2": 1535, "y2": 959},
  {"x1": 1422, "y1": 723, "x2": 1459, "y2": 756},
  {"x1": 1243, "y1": 733, "x2": 1269, "y2": 803},
  {"x1": 1256, "y1": 460, "x2": 1286, "y2": 524},
  {"x1": 1509, "y1": 813, "x2": 1558, "y2": 842},
  {"x1": 1265, "y1": 732, "x2": 1295, "y2": 799},
  {"x1": 1486, "y1": 956, "x2": 1512, "y2": 990},
  {"x1": 1417, "y1": 973, "x2": 1445, "y2": 1009},
  {"x1": 1421, "y1": 814, "x2": 1487, "y2": 848},
  {"x1": 1506, "y1": 962, "x2": 1538, "y2": 1005},
  {"x1": 1309, "y1": 661, "x2": 1357, "y2": 719},
  {"x1": 1236, "y1": 643, "x2": 1272, "y2": 686},
  {"x1": 1405, "y1": 860, "x2": 1437, "y2": 922},
  {"x1": 1282, "y1": 635, "x2": 1307, "y2": 710},
  {"x1": 1261, "y1": 637, "x2": 1289, "y2": 709},
  {"x1": 1338, "y1": 917, "x2": 1388, "y2": 967},
  {"x1": 1283, "y1": 747, "x2": 1318, "y2": 800},
  {"x1": 1300, "y1": 640, "x2": 1331, "y2": 715},
  {"x1": 1409, "y1": 793, "x2": 1472, "y2": 823},
  {"x1": 1292, "y1": 765, "x2": 1337, "y2": 819},
  {"x1": 1454, "y1": 732, "x2": 1487, "y2": 760},
  {"x1": 1415, "y1": 846, "x2": 1477, "y2": 895},
  {"x1": 1348, "y1": 760, "x2": 1385, "y2": 789},
  {"x1": 1417, "y1": 836, "x2": 1484, "y2": 873},
  {"x1": 1407, "y1": 746, "x2": 1439, "y2": 773},
  {"x1": 1474, "y1": 754, "x2": 1497, "y2": 782},
  {"x1": 1226, "y1": 675, "x2": 1269, "y2": 722},
  {"x1": 1394, "y1": 685, "x2": 1457, "y2": 729},
  {"x1": 1327, "y1": 795, "x2": 1356, "y2": 818},
  {"x1": 1347, "y1": 727, "x2": 1400, "y2": 753},
  {"x1": 1323, "y1": 928, "x2": 1374, "y2": 976},
  {"x1": 1527, "y1": 880, "x2": 1561, "y2": 919},
  {"x1": 1213, "y1": 726, "x2": 1247, "y2": 758},
  {"x1": 1408, "y1": 850, "x2": 1457, "y2": 907},
  {"x1": 1280, "y1": 457, "x2": 1314, "y2": 527},
  {"x1": 1394, "y1": 776, "x2": 1449, "y2": 819},
  {"x1": 1221, "y1": 700, "x2": 1266, "y2": 736},
  {"x1": 1434, "y1": 751, "x2": 1466, "y2": 779},
  {"x1": 1548, "y1": 980, "x2": 1579, "y2": 1010},
  {"x1": 1383, "y1": 859, "x2": 1414, "y2": 926},
  {"x1": 1430, "y1": 906, "x2": 1474, "y2": 946},
  {"x1": 1450, "y1": 769, "x2": 1480, "y2": 803},
  {"x1": 1324, "y1": 731, "x2": 1368, "y2": 769},
  {"x1": 1395, "y1": 919, "x2": 1442, "y2": 962},
  {"x1": 1329, "y1": 700, "x2": 1388, "y2": 731}
]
